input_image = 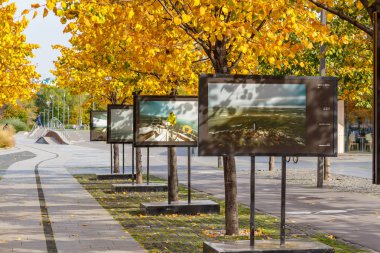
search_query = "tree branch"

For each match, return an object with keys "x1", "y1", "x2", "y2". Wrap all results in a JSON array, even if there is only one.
[
  {"x1": 156, "y1": 0, "x2": 210, "y2": 53},
  {"x1": 228, "y1": 9, "x2": 272, "y2": 72},
  {"x1": 192, "y1": 57, "x2": 210, "y2": 63},
  {"x1": 308, "y1": 0, "x2": 373, "y2": 37}
]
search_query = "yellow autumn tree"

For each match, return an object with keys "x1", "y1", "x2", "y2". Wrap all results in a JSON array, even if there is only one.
[
  {"x1": 146, "y1": 0, "x2": 334, "y2": 235},
  {"x1": 43, "y1": 0, "x2": 335, "y2": 234},
  {"x1": 50, "y1": 1, "x2": 203, "y2": 178},
  {"x1": 0, "y1": 0, "x2": 39, "y2": 106}
]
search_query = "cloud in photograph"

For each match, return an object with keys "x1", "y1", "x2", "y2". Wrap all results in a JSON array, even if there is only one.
[{"x1": 208, "y1": 83, "x2": 306, "y2": 108}]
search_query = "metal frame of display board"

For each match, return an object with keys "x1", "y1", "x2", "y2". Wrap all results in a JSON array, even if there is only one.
[
  {"x1": 133, "y1": 95, "x2": 198, "y2": 148},
  {"x1": 198, "y1": 74, "x2": 339, "y2": 248},
  {"x1": 198, "y1": 74, "x2": 338, "y2": 157},
  {"x1": 133, "y1": 94, "x2": 196, "y2": 204},
  {"x1": 106, "y1": 104, "x2": 134, "y2": 144},
  {"x1": 106, "y1": 104, "x2": 134, "y2": 175},
  {"x1": 250, "y1": 156, "x2": 287, "y2": 246}
]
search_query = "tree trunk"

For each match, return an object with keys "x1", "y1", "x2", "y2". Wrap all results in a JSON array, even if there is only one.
[
  {"x1": 168, "y1": 147, "x2": 178, "y2": 201},
  {"x1": 317, "y1": 157, "x2": 324, "y2": 188},
  {"x1": 113, "y1": 143, "x2": 119, "y2": 174},
  {"x1": 136, "y1": 147, "x2": 143, "y2": 184},
  {"x1": 223, "y1": 155, "x2": 239, "y2": 235},
  {"x1": 210, "y1": 39, "x2": 238, "y2": 235},
  {"x1": 269, "y1": 156, "x2": 275, "y2": 171},
  {"x1": 324, "y1": 157, "x2": 330, "y2": 180},
  {"x1": 218, "y1": 156, "x2": 223, "y2": 168}
]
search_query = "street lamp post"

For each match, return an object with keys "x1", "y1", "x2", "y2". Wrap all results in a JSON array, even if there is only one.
[
  {"x1": 57, "y1": 96, "x2": 60, "y2": 126},
  {"x1": 63, "y1": 92, "x2": 66, "y2": 128},
  {"x1": 50, "y1": 95, "x2": 54, "y2": 119},
  {"x1": 46, "y1": 100, "x2": 51, "y2": 128}
]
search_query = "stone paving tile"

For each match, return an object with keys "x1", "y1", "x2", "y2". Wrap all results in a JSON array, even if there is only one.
[
  {"x1": 0, "y1": 153, "x2": 47, "y2": 253},
  {"x1": 0, "y1": 136, "x2": 146, "y2": 253}
]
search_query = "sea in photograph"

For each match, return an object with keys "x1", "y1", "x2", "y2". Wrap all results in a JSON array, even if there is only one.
[
  {"x1": 207, "y1": 82, "x2": 306, "y2": 148},
  {"x1": 208, "y1": 107, "x2": 305, "y2": 147}
]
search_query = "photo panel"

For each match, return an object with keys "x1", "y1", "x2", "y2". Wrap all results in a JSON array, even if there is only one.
[
  {"x1": 107, "y1": 105, "x2": 134, "y2": 143},
  {"x1": 90, "y1": 111, "x2": 107, "y2": 141},
  {"x1": 198, "y1": 74, "x2": 338, "y2": 156},
  {"x1": 134, "y1": 96, "x2": 198, "y2": 147}
]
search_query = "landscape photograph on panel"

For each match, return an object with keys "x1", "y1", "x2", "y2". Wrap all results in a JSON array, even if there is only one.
[
  {"x1": 208, "y1": 82, "x2": 306, "y2": 148},
  {"x1": 90, "y1": 111, "x2": 107, "y2": 141},
  {"x1": 107, "y1": 105, "x2": 133, "y2": 143},
  {"x1": 134, "y1": 96, "x2": 198, "y2": 147},
  {"x1": 198, "y1": 74, "x2": 338, "y2": 156}
]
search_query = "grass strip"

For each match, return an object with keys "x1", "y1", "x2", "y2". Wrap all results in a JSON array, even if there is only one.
[{"x1": 74, "y1": 174, "x2": 369, "y2": 253}]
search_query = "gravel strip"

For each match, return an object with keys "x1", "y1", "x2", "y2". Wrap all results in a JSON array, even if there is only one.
[{"x1": 257, "y1": 169, "x2": 380, "y2": 197}]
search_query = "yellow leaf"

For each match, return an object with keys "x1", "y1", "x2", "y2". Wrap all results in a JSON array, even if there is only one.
[
  {"x1": 300, "y1": 62, "x2": 305, "y2": 68},
  {"x1": 182, "y1": 13, "x2": 191, "y2": 23},
  {"x1": 21, "y1": 9, "x2": 29, "y2": 15},
  {"x1": 31, "y1": 3, "x2": 40, "y2": 8},
  {"x1": 222, "y1": 6, "x2": 228, "y2": 15},
  {"x1": 61, "y1": 1, "x2": 67, "y2": 9},
  {"x1": 356, "y1": 1, "x2": 364, "y2": 10},
  {"x1": 342, "y1": 35, "x2": 349, "y2": 45},
  {"x1": 327, "y1": 13, "x2": 334, "y2": 22},
  {"x1": 128, "y1": 9, "x2": 134, "y2": 19},
  {"x1": 268, "y1": 57, "x2": 275, "y2": 65},
  {"x1": 174, "y1": 17, "x2": 181, "y2": 25},
  {"x1": 46, "y1": 1, "x2": 55, "y2": 10},
  {"x1": 194, "y1": 0, "x2": 200, "y2": 6},
  {"x1": 43, "y1": 8, "x2": 49, "y2": 18},
  {"x1": 200, "y1": 7, "x2": 206, "y2": 16},
  {"x1": 217, "y1": 33, "x2": 223, "y2": 41},
  {"x1": 240, "y1": 45, "x2": 248, "y2": 53},
  {"x1": 56, "y1": 9, "x2": 64, "y2": 16},
  {"x1": 32, "y1": 11, "x2": 38, "y2": 19}
]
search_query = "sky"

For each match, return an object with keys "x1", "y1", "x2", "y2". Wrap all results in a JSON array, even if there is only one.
[
  {"x1": 208, "y1": 83, "x2": 306, "y2": 108},
  {"x1": 12, "y1": 0, "x2": 70, "y2": 80}
]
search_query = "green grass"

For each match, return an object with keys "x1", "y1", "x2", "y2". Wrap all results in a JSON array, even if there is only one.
[{"x1": 74, "y1": 174, "x2": 369, "y2": 253}]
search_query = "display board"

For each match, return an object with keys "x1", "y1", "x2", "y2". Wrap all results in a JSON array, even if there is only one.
[
  {"x1": 107, "y1": 105, "x2": 134, "y2": 143},
  {"x1": 134, "y1": 96, "x2": 198, "y2": 147},
  {"x1": 90, "y1": 111, "x2": 107, "y2": 141},
  {"x1": 198, "y1": 74, "x2": 338, "y2": 156}
]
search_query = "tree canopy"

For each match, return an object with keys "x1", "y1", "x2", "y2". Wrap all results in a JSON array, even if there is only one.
[{"x1": 0, "y1": 0, "x2": 39, "y2": 106}]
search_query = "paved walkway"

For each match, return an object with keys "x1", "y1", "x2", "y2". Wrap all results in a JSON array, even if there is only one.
[
  {"x1": 69, "y1": 139, "x2": 379, "y2": 252},
  {"x1": 148, "y1": 152, "x2": 379, "y2": 252},
  {"x1": 0, "y1": 136, "x2": 146, "y2": 253},
  {"x1": 2, "y1": 132, "x2": 379, "y2": 252}
]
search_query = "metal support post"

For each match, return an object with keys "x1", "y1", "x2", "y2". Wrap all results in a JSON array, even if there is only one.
[
  {"x1": 122, "y1": 144, "x2": 125, "y2": 174},
  {"x1": 147, "y1": 147, "x2": 150, "y2": 185},
  {"x1": 250, "y1": 156, "x2": 256, "y2": 247},
  {"x1": 132, "y1": 146, "x2": 135, "y2": 184},
  {"x1": 110, "y1": 144, "x2": 113, "y2": 174},
  {"x1": 168, "y1": 149, "x2": 171, "y2": 205},
  {"x1": 188, "y1": 147, "x2": 191, "y2": 204},
  {"x1": 280, "y1": 156, "x2": 287, "y2": 246}
]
